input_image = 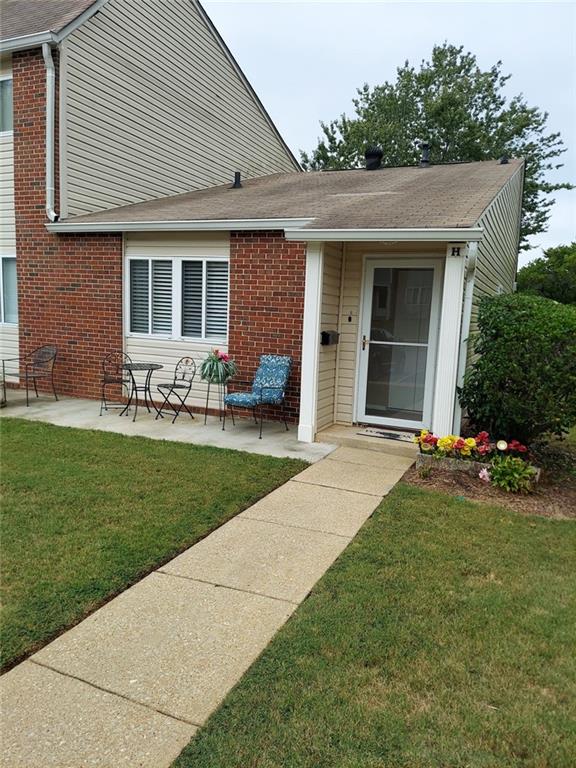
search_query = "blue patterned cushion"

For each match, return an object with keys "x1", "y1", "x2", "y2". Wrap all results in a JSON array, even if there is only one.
[
  {"x1": 225, "y1": 354, "x2": 292, "y2": 408},
  {"x1": 224, "y1": 391, "x2": 259, "y2": 407}
]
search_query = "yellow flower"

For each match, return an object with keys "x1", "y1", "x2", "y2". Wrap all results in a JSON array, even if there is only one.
[
  {"x1": 437, "y1": 435, "x2": 455, "y2": 451},
  {"x1": 464, "y1": 437, "x2": 476, "y2": 448}
]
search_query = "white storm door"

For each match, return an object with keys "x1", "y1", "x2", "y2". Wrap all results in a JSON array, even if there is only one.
[{"x1": 357, "y1": 259, "x2": 442, "y2": 430}]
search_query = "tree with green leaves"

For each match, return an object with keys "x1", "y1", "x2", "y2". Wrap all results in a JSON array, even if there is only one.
[
  {"x1": 516, "y1": 243, "x2": 576, "y2": 304},
  {"x1": 301, "y1": 43, "x2": 572, "y2": 248}
]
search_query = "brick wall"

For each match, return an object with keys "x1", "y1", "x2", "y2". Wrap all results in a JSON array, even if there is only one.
[
  {"x1": 13, "y1": 48, "x2": 123, "y2": 399},
  {"x1": 228, "y1": 231, "x2": 306, "y2": 421}
]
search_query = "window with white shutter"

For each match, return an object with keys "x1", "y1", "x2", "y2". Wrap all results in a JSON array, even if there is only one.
[
  {"x1": 205, "y1": 261, "x2": 229, "y2": 339},
  {"x1": 127, "y1": 257, "x2": 228, "y2": 341},
  {"x1": 129, "y1": 259, "x2": 150, "y2": 333},
  {"x1": 151, "y1": 261, "x2": 172, "y2": 334},
  {"x1": 181, "y1": 261, "x2": 203, "y2": 337},
  {"x1": 0, "y1": 256, "x2": 18, "y2": 324}
]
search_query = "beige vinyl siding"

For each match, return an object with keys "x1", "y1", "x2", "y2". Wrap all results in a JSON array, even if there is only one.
[
  {"x1": 0, "y1": 133, "x2": 15, "y2": 254},
  {"x1": 334, "y1": 242, "x2": 446, "y2": 425},
  {"x1": 0, "y1": 324, "x2": 18, "y2": 381},
  {"x1": 124, "y1": 232, "x2": 229, "y2": 412},
  {"x1": 317, "y1": 242, "x2": 342, "y2": 430},
  {"x1": 61, "y1": 0, "x2": 298, "y2": 217},
  {"x1": 1, "y1": 55, "x2": 18, "y2": 372},
  {"x1": 468, "y1": 167, "x2": 523, "y2": 355},
  {"x1": 0, "y1": 55, "x2": 15, "y2": 254}
]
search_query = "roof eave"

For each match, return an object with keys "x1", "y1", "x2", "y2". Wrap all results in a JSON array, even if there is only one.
[
  {"x1": 46, "y1": 218, "x2": 484, "y2": 242},
  {"x1": 0, "y1": 0, "x2": 109, "y2": 53},
  {"x1": 284, "y1": 227, "x2": 485, "y2": 242},
  {"x1": 45, "y1": 217, "x2": 315, "y2": 233},
  {"x1": 0, "y1": 31, "x2": 58, "y2": 52}
]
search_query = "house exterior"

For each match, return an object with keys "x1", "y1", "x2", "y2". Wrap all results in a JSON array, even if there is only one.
[{"x1": 0, "y1": 1, "x2": 524, "y2": 443}]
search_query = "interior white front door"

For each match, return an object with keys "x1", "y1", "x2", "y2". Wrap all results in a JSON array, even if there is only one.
[{"x1": 357, "y1": 259, "x2": 442, "y2": 430}]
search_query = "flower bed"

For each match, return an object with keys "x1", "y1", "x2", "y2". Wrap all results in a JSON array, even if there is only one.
[{"x1": 414, "y1": 430, "x2": 540, "y2": 492}]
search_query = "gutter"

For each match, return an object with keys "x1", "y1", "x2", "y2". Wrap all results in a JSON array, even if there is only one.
[
  {"x1": 0, "y1": 31, "x2": 58, "y2": 53},
  {"x1": 452, "y1": 241, "x2": 478, "y2": 432},
  {"x1": 46, "y1": 219, "x2": 485, "y2": 241},
  {"x1": 46, "y1": 217, "x2": 315, "y2": 233},
  {"x1": 285, "y1": 227, "x2": 484, "y2": 242},
  {"x1": 42, "y1": 43, "x2": 58, "y2": 222}
]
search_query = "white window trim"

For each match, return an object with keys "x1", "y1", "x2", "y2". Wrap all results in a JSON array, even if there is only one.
[
  {"x1": 124, "y1": 255, "x2": 229, "y2": 345},
  {"x1": 0, "y1": 75, "x2": 13, "y2": 137},
  {"x1": 0, "y1": 254, "x2": 18, "y2": 325}
]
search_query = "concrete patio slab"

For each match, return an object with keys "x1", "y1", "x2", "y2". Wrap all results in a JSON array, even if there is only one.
[
  {"x1": 326, "y1": 445, "x2": 415, "y2": 471},
  {"x1": 160, "y1": 516, "x2": 352, "y2": 603},
  {"x1": 293, "y1": 456, "x2": 404, "y2": 496},
  {"x1": 239, "y1": 479, "x2": 380, "y2": 537},
  {"x1": 0, "y1": 661, "x2": 195, "y2": 768},
  {"x1": 33, "y1": 572, "x2": 295, "y2": 725},
  {"x1": 0, "y1": 392, "x2": 335, "y2": 463}
]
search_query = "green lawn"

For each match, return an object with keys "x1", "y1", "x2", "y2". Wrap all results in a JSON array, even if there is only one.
[
  {"x1": 0, "y1": 418, "x2": 306, "y2": 671},
  {"x1": 174, "y1": 484, "x2": 576, "y2": 768}
]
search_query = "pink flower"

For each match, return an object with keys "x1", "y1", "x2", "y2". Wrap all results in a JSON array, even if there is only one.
[
  {"x1": 477, "y1": 444, "x2": 492, "y2": 456},
  {"x1": 479, "y1": 467, "x2": 491, "y2": 483},
  {"x1": 218, "y1": 352, "x2": 230, "y2": 362}
]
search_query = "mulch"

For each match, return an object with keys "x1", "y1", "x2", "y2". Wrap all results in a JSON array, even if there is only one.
[{"x1": 402, "y1": 464, "x2": 576, "y2": 519}]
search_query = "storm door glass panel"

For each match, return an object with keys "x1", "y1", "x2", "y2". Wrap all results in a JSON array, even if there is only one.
[{"x1": 365, "y1": 267, "x2": 434, "y2": 421}]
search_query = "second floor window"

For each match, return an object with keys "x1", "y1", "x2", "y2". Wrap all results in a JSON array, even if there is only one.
[
  {"x1": 128, "y1": 257, "x2": 229, "y2": 341},
  {"x1": 0, "y1": 79, "x2": 13, "y2": 133}
]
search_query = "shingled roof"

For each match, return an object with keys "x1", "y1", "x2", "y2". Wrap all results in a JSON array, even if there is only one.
[
  {"x1": 53, "y1": 159, "x2": 524, "y2": 232},
  {"x1": 0, "y1": 0, "x2": 97, "y2": 41}
]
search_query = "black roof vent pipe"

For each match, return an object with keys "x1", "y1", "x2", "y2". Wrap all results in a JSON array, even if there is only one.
[
  {"x1": 232, "y1": 171, "x2": 242, "y2": 188},
  {"x1": 419, "y1": 142, "x2": 431, "y2": 167},
  {"x1": 365, "y1": 146, "x2": 383, "y2": 170},
  {"x1": 499, "y1": 154, "x2": 509, "y2": 165}
]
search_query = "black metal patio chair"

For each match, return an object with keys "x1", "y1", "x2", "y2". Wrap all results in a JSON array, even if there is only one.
[
  {"x1": 3, "y1": 345, "x2": 59, "y2": 407},
  {"x1": 155, "y1": 356, "x2": 197, "y2": 423},
  {"x1": 100, "y1": 351, "x2": 132, "y2": 416},
  {"x1": 222, "y1": 354, "x2": 292, "y2": 439}
]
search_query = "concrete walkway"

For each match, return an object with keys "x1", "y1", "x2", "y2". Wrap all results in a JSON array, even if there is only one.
[{"x1": 1, "y1": 445, "x2": 414, "y2": 768}]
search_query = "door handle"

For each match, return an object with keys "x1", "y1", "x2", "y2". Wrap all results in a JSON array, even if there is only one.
[{"x1": 362, "y1": 335, "x2": 369, "y2": 351}]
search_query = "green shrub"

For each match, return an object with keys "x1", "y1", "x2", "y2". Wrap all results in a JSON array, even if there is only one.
[
  {"x1": 488, "y1": 455, "x2": 536, "y2": 494},
  {"x1": 459, "y1": 293, "x2": 576, "y2": 443}
]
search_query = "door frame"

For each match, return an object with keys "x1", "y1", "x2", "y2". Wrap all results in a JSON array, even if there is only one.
[{"x1": 355, "y1": 256, "x2": 443, "y2": 430}]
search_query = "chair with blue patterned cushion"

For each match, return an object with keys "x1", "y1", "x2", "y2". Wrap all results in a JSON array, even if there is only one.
[{"x1": 223, "y1": 354, "x2": 292, "y2": 439}]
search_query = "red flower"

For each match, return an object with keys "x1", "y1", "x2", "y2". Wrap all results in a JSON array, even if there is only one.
[
  {"x1": 424, "y1": 434, "x2": 438, "y2": 445},
  {"x1": 477, "y1": 444, "x2": 492, "y2": 455},
  {"x1": 509, "y1": 439, "x2": 528, "y2": 453},
  {"x1": 454, "y1": 438, "x2": 466, "y2": 450},
  {"x1": 476, "y1": 431, "x2": 490, "y2": 444}
]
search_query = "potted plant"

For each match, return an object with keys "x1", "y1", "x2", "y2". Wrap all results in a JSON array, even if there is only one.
[{"x1": 200, "y1": 348, "x2": 237, "y2": 384}]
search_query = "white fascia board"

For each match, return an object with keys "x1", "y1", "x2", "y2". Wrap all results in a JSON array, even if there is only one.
[
  {"x1": 284, "y1": 228, "x2": 484, "y2": 242},
  {"x1": 45, "y1": 217, "x2": 315, "y2": 233},
  {"x1": 0, "y1": 32, "x2": 58, "y2": 53}
]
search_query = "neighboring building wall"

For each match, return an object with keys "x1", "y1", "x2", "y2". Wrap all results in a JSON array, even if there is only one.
[
  {"x1": 124, "y1": 231, "x2": 230, "y2": 412},
  {"x1": 469, "y1": 166, "x2": 524, "y2": 343},
  {"x1": 13, "y1": 48, "x2": 123, "y2": 398},
  {"x1": 317, "y1": 242, "x2": 342, "y2": 430},
  {"x1": 0, "y1": 53, "x2": 18, "y2": 373},
  {"x1": 334, "y1": 242, "x2": 446, "y2": 425},
  {"x1": 60, "y1": 0, "x2": 299, "y2": 217},
  {"x1": 228, "y1": 231, "x2": 306, "y2": 422}
]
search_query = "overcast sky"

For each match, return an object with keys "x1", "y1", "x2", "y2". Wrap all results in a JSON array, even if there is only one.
[{"x1": 204, "y1": 0, "x2": 575, "y2": 267}]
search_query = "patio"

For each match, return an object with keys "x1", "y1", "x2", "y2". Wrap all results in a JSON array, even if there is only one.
[{"x1": 0, "y1": 390, "x2": 334, "y2": 462}]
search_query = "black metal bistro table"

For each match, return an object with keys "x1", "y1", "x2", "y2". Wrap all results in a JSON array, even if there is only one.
[{"x1": 120, "y1": 362, "x2": 164, "y2": 422}]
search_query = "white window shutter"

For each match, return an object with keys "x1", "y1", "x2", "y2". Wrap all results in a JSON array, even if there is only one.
[
  {"x1": 181, "y1": 261, "x2": 203, "y2": 337},
  {"x1": 206, "y1": 261, "x2": 229, "y2": 339},
  {"x1": 151, "y1": 261, "x2": 172, "y2": 334},
  {"x1": 129, "y1": 260, "x2": 149, "y2": 333}
]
